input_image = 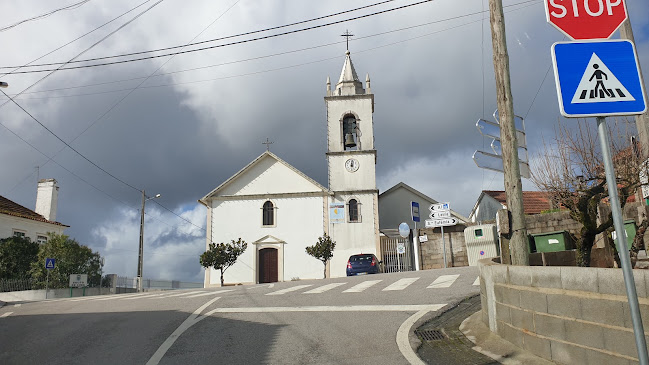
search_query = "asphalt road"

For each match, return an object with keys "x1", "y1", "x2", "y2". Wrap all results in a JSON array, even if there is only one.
[{"x1": 0, "y1": 266, "x2": 479, "y2": 365}]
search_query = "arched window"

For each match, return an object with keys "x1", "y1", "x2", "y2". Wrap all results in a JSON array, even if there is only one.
[
  {"x1": 343, "y1": 114, "x2": 358, "y2": 150},
  {"x1": 348, "y1": 199, "x2": 359, "y2": 222},
  {"x1": 263, "y1": 201, "x2": 274, "y2": 226}
]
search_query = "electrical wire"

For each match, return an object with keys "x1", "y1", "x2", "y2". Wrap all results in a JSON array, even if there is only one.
[{"x1": 0, "y1": 0, "x2": 92, "y2": 32}]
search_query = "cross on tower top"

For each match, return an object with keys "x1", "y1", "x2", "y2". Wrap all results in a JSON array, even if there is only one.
[
  {"x1": 341, "y1": 30, "x2": 354, "y2": 51},
  {"x1": 262, "y1": 138, "x2": 274, "y2": 151}
]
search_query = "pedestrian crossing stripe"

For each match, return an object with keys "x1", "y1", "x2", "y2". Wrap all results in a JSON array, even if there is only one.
[{"x1": 571, "y1": 53, "x2": 635, "y2": 104}]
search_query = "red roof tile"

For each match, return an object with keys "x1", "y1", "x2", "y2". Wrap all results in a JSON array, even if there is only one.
[
  {"x1": 0, "y1": 195, "x2": 67, "y2": 227},
  {"x1": 483, "y1": 190, "x2": 553, "y2": 215}
]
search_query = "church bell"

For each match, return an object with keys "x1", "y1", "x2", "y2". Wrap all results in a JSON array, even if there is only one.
[{"x1": 344, "y1": 133, "x2": 356, "y2": 148}]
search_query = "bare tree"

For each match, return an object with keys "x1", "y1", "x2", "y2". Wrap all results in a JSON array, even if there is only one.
[{"x1": 532, "y1": 119, "x2": 644, "y2": 267}]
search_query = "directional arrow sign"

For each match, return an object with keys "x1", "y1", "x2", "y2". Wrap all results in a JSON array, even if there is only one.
[
  {"x1": 429, "y1": 211, "x2": 451, "y2": 219},
  {"x1": 429, "y1": 203, "x2": 450, "y2": 212},
  {"x1": 425, "y1": 218, "x2": 458, "y2": 228},
  {"x1": 492, "y1": 110, "x2": 525, "y2": 132},
  {"x1": 476, "y1": 119, "x2": 527, "y2": 148},
  {"x1": 490, "y1": 139, "x2": 529, "y2": 162},
  {"x1": 473, "y1": 150, "x2": 531, "y2": 178}
]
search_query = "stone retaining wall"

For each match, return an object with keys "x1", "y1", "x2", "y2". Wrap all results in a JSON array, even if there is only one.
[
  {"x1": 418, "y1": 225, "x2": 469, "y2": 269},
  {"x1": 479, "y1": 258, "x2": 648, "y2": 364}
]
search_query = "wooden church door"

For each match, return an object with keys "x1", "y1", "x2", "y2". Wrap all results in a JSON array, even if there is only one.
[{"x1": 259, "y1": 248, "x2": 278, "y2": 283}]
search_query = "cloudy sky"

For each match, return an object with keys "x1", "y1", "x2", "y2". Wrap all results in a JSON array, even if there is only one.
[{"x1": 1, "y1": 0, "x2": 647, "y2": 282}]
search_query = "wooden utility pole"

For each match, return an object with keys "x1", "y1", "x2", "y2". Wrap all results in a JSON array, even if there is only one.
[{"x1": 488, "y1": 0, "x2": 529, "y2": 265}]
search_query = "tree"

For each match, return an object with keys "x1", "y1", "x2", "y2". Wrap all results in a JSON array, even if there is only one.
[
  {"x1": 200, "y1": 238, "x2": 247, "y2": 286},
  {"x1": 532, "y1": 119, "x2": 643, "y2": 267},
  {"x1": 0, "y1": 236, "x2": 39, "y2": 279},
  {"x1": 305, "y1": 233, "x2": 336, "y2": 278},
  {"x1": 29, "y1": 233, "x2": 103, "y2": 289}
]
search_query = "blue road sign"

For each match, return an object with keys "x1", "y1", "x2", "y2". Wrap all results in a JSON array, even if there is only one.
[
  {"x1": 551, "y1": 40, "x2": 646, "y2": 117},
  {"x1": 411, "y1": 201, "x2": 420, "y2": 222},
  {"x1": 45, "y1": 258, "x2": 56, "y2": 270}
]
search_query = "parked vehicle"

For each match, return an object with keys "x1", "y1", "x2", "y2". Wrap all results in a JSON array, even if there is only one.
[{"x1": 346, "y1": 254, "x2": 382, "y2": 276}]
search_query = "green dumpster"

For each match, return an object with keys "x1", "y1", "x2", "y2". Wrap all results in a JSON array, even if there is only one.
[
  {"x1": 612, "y1": 220, "x2": 637, "y2": 249},
  {"x1": 531, "y1": 231, "x2": 574, "y2": 253}
]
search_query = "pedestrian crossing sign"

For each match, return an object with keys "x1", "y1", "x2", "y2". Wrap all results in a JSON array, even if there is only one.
[{"x1": 551, "y1": 40, "x2": 646, "y2": 118}]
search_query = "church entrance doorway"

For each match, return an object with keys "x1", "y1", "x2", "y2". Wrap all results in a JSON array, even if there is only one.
[{"x1": 259, "y1": 248, "x2": 278, "y2": 283}]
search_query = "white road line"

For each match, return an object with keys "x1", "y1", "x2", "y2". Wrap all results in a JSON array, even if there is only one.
[
  {"x1": 473, "y1": 277, "x2": 480, "y2": 286},
  {"x1": 14, "y1": 304, "x2": 21, "y2": 308},
  {"x1": 343, "y1": 280, "x2": 381, "y2": 293},
  {"x1": 205, "y1": 304, "x2": 446, "y2": 314},
  {"x1": 185, "y1": 290, "x2": 233, "y2": 298},
  {"x1": 149, "y1": 291, "x2": 204, "y2": 299},
  {"x1": 1, "y1": 312, "x2": 13, "y2": 318},
  {"x1": 427, "y1": 274, "x2": 460, "y2": 289},
  {"x1": 146, "y1": 297, "x2": 221, "y2": 365},
  {"x1": 94, "y1": 294, "x2": 143, "y2": 301},
  {"x1": 396, "y1": 309, "x2": 430, "y2": 365},
  {"x1": 121, "y1": 294, "x2": 161, "y2": 300},
  {"x1": 383, "y1": 278, "x2": 419, "y2": 291},
  {"x1": 266, "y1": 285, "x2": 312, "y2": 295},
  {"x1": 303, "y1": 283, "x2": 346, "y2": 294}
]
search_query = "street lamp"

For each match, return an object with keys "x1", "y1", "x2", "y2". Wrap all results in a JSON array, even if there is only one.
[
  {"x1": 0, "y1": 82, "x2": 8, "y2": 88},
  {"x1": 138, "y1": 190, "x2": 160, "y2": 292}
]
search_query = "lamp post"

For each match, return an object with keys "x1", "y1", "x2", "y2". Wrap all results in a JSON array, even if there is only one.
[
  {"x1": 0, "y1": 82, "x2": 8, "y2": 88},
  {"x1": 138, "y1": 190, "x2": 160, "y2": 292}
]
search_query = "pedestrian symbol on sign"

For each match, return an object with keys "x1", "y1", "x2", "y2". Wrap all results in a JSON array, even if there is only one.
[
  {"x1": 571, "y1": 53, "x2": 634, "y2": 104},
  {"x1": 45, "y1": 258, "x2": 56, "y2": 270}
]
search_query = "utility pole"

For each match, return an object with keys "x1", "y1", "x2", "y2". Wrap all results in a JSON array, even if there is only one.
[
  {"x1": 488, "y1": 0, "x2": 529, "y2": 265},
  {"x1": 138, "y1": 190, "x2": 145, "y2": 292}
]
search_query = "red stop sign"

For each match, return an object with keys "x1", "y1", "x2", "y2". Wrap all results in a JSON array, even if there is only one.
[{"x1": 545, "y1": 0, "x2": 628, "y2": 40}]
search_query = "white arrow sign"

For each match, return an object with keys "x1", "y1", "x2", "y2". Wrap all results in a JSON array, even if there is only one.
[
  {"x1": 425, "y1": 218, "x2": 458, "y2": 228},
  {"x1": 429, "y1": 203, "x2": 450, "y2": 212},
  {"x1": 429, "y1": 211, "x2": 451, "y2": 219}
]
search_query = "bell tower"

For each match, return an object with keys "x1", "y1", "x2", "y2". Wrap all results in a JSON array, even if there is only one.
[{"x1": 325, "y1": 50, "x2": 380, "y2": 278}]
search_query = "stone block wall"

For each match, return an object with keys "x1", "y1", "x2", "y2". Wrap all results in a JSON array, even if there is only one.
[
  {"x1": 418, "y1": 224, "x2": 469, "y2": 269},
  {"x1": 479, "y1": 258, "x2": 649, "y2": 364}
]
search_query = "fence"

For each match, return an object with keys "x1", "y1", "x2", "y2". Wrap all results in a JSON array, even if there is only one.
[
  {"x1": 0, "y1": 278, "x2": 37, "y2": 292},
  {"x1": 115, "y1": 276, "x2": 202, "y2": 290},
  {"x1": 379, "y1": 236, "x2": 414, "y2": 273}
]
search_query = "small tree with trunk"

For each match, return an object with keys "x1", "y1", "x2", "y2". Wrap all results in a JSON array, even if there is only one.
[
  {"x1": 200, "y1": 238, "x2": 247, "y2": 286},
  {"x1": 306, "y1": 233, "x2": 336, "y2": 278},
  {"x1": 532, "y1": 119, "x2": 644, "y2": 267}
]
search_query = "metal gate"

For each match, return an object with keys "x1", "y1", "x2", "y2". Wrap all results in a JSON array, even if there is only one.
[{"x1": 380, "y1": 237, "x2": 414, "y2": 273}]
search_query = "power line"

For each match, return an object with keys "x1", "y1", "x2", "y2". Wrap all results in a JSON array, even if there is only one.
[
  {"x1": 0, "y1": 0, "x2": 399, "y2": 71},
  {"x1": 1, "y1": 0, "x2": 437, "y2": 75},
  {"x1": 0, "y1": 0, "x2": 92, "y2": 32}
]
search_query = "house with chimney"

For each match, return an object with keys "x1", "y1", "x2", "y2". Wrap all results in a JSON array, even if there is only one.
[{"x1": 0, "y1": 179, "x2": 68, "y2": 242}]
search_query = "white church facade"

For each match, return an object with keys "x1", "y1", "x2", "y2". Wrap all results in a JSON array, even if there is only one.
[{"x1": 200, "y1": 50, "x2": 380, "y2": 286}]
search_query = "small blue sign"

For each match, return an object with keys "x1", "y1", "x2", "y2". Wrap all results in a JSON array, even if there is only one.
[
  {"x1": 551, "y1": 40, "x2": 646, "y2": 117},
  {"x1": 45, "y1": 258, "x2": 56, "y2": 270},
  {"x1": 411, "y1": 201, "x2": 420, "y2": 222}
]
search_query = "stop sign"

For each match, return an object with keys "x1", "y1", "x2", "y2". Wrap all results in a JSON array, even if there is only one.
[{"x1": 545, "y1": 0, "x2": 628, "y2": 40}]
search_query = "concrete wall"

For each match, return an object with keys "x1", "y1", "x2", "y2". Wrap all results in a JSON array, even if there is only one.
[
  {"x1": 479, "y1": 258, "x2": 649, "y2": 364},
  {"x1": 0, "y1": 287, "x2": 131, "y2": 302},
  {"x1": 418, "y1": 225, "x2": 469, "y2": 269}
]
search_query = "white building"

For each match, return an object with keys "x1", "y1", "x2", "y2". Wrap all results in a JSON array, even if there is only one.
[
  {"x1": 200, "y1": 50, "x2": 380, "y2": 286},
  {"x1": 0, "y1": 179, "x2": 67, "y2": 242}
]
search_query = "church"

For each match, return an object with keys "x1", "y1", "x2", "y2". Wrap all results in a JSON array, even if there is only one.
[{"x1": 199, "y1": 50, "x2": 380, "y2": 286}]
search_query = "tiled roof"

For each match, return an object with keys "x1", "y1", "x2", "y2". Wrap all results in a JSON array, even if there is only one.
[
  {"x1": 483, "y1": 190, "x2": 553, "y2": 215},
  {"x1": 0, "y1": 195, "x2": 67, "y2": 227}
]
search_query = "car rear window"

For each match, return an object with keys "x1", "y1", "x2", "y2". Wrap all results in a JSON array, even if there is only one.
[{"x1": 350, "y1": 255, "x2": 374, "y2": 262}]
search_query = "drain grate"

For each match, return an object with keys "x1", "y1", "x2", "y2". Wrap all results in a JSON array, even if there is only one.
[{"x1": 416, "y1": 329, "x2": 447, "y2": 341}]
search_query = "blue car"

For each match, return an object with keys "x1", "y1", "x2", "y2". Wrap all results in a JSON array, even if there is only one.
[{"x1": 346, "y1": 254, "x2": 382, "y2": 276}]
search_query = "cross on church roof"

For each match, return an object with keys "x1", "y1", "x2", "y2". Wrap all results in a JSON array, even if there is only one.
[
  {"x1": 341, "y1": 30, "x2": 354, "y2": 51},
  {"x1": 262, "y1": 138, "x2": 274, "y2": 151}
]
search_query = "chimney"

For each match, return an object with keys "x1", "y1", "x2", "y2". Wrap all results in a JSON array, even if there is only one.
[{"x1": 35, "y1": 179, "x2": 59, "y2": 221}]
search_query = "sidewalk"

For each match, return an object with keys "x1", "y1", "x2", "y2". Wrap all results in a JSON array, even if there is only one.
[{"x1": 415, "y1": 295, "x2": 554, "y2": 365}]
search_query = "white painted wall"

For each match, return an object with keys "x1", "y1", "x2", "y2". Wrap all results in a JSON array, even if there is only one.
[
  {"x1": 35, "y1": 179, "x2": 59, "y2": 222},
  {"x1": 208, "y1": 195, "x2": 326, "y2": 285},
  {"x1": 0, "y1": 214, "x2": 65, "y2": 242},
  {"x1": 326, "y1": 96, "x2": 374, "y2": 153}
]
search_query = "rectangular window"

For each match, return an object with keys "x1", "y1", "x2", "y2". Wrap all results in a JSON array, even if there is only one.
[
  {"x1": 37, "y1": 235, "x2": 48, "y2": 244},
  {"x1": 13, "y1": 230, "x2": 26, "y2": 238}
]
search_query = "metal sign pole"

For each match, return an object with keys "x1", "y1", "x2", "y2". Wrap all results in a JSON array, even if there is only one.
[
  {"x1": 45, "y1": 269, "x2": 50, "y2": 300},
  {"x1": 597, "y1": 116, "x2": 649, "y2": 364},
  {"x1": 441, "y1": 225, "x2": 447, "y2": 269}
]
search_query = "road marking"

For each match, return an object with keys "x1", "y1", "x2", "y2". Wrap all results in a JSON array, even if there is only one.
[
  {"x1": 93, "y1": 293, "x2": 144, "y2": 301},
  {"x1": 146, "y1": 296, "x2": 221, "y2": 365},
  {"x1": 205, "y1": 304, "x2": 446, "y2": 314},
  {"x1": 303, "y1": 283, "x2": 346, "y2": 294},
  {"x1": 397, "y1": 309, "x2": 430, "y2": 365},
  {"x1": 473, "y1": 277, "x2": 480, "y2": 286},
  {"x1": 149, "y1": 291, "x2": 204, "y2": 298},
  {"x1": 383, "y1": 278, "x2": 419, "y2": 291},
  {"x1": 1, "y1": 312, "x2": 13, "y2": 318},
  {"x1": 121, "y1": 293, "x2": 162, "y2": 300},
  {"x1": 427, "y1": 274, "x2": 459, "y2": 289},
  {"x1": 14, "y1": 304, "x2": 21, "y2": 308},
  {"x1": 185, "y1": 290, "x2": 233, "y2": 298},
  {"x1": 266, "y1": 285, "x2": 312, "y2": 295},
  {"x1": 268, "y1": 284, "x2": 274, "y2": 288},
  {"x1": 343, "y1": 280, "x2": 381, "y2": 293}
]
